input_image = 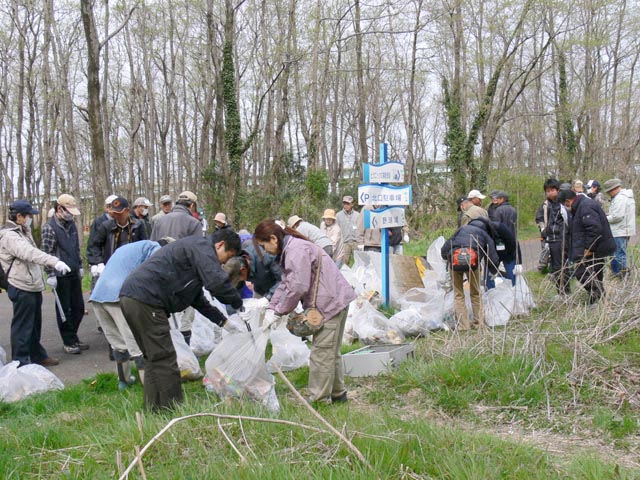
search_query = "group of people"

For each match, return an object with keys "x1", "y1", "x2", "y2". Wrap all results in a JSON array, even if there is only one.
[{"x1": 441, "y1": 177, "x2": 635, "y2": 332}]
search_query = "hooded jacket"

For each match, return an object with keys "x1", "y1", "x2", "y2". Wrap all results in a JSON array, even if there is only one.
[
  {"x1": 269, "y1": 236, "x2": 356, "y2": 319},
  {"x1": 440, "y1": 218, "x2": 500, "y2": 274},
  {"x1": 0, "y1": 222, "x2": 59, "y2": 292},
  {"x1": 119, "y1": 235, "x2": 242, "y2": 326},
  {"x1": 607, "y1": 188, "x2": 636, "y2": 237},
  {"x1": 535, "y1": 199, "x2": 569, "y2": 244},
  {"x1": 567, "y1": 195, "x2": 616, "y2": 261}
]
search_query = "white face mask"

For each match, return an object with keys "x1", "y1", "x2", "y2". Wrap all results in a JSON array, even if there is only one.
[
  {"x1": 141, "y1": 208, "x2": 149, "y2": 216},
  {"x1": 24, "y1": 217, "x2": 33, "y2": 228}
]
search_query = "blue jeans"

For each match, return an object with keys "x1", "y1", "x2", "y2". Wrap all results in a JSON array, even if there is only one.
[
  {"x1": 611, "y1": 237, "x2": 629, "y2": 275},
  {"x1": 485, "y1": 259, "x2": 516, "y2": 289}
]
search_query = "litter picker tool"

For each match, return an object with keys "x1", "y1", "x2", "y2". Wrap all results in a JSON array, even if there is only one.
[{"x1": 52, "y1": 288, "x2": 67, "y2": 323}]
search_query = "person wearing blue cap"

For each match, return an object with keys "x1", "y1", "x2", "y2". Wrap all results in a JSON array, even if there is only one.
[{"x1": 0, "y1": 200, "x2": 72, "y2": 366}]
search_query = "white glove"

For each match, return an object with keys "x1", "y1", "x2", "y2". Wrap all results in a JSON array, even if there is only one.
[
  {"x1": 46, "y1": 276, "x2": 58, "y2": 289},
  {"x1": 54, "y1": 261, "x2": 71, "y2": 275},
  {"x1": 91, "y1": 265, "x2": 99, "y2": 277},
  {"x1": 254, "y1": 297, "x2": 270, "y2": 308},
  {"x1": 96, "y1": 263, "x2": 105, "y2": 275},
  {"x1": 357, "y1": 245, "x2": 364, "y2": 251},
  {"x1": 79, "y1": 268, "x2": 85, "y2": 278},
  {"x1": 513, "y1": 264, "x2": 523, "y2": 275},
  {"x1": 263, "y1": 309, "x2": 280, "y2": 329},
  {"x1": 403, "y1": 234, "x2": 410, "y2": 243},
  {"x1": 238, "y1": 310, "x2": 252, "y2": 323}
]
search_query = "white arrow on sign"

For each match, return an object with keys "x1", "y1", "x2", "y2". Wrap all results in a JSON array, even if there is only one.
[
  {"x1": 363, "y1": 162, "x2": 405, "y2": 184},
  {"x1": 358, "y1": 184, "x2": 412, "y2": 206},
  {"x1": 364, "y1": 206, "x2": 406, "y2": 229}
]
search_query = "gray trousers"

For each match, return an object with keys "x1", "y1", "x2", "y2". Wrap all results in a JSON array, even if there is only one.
[{"x1": 120, "y1": 296, "x2": 183, "y2": 411}]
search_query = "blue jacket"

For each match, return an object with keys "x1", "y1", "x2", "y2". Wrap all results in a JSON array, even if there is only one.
[{"x1": 90, "y1": 241, "x2": 161, "y2": 303}]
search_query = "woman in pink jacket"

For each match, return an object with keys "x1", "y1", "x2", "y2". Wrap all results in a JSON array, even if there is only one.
[{"x1": 253, "y1": 220, "x2": 356, "y2": 404}]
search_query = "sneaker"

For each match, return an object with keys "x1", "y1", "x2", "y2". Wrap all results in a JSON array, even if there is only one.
[
  {"x1": 76, "y1": 341, "x2": 90, "y2": 351},
  {"x1": 35, "y1": 357, "x2": 60, "y2": 367},
  {"x1": 63, "y1": 344, "x2": 81, "y2": 354},
  {"x1": 331, "y1": 391, "x2": 348, "y2": 404}
]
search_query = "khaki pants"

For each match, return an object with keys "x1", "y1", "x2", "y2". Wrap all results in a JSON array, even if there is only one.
[
  {"x1": 307, "y1": 308, "x2": 348, "y2": 401},
  {"x1": 452, "y1": 269, "x2": 484, "y2": 330},
  {"x1": 343, "y1": 241, "x2": 357, "y2": 265},
  {"x1": 92, "y1": 301, "x2": 142, "y2": 357}
]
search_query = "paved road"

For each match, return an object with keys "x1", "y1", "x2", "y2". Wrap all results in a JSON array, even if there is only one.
[{"x1": 0, "y1": 293, "x2": 113, "y2": 387}]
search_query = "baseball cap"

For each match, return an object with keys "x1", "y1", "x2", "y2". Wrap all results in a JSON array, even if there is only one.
[
  {"x1": 133, "y1": 197, "x2": 152, "y2": 207},
  {"x1": 178, "y1": 191, "x2": 197, "y2": 203},
  {"x1": 56, "y1": 194, "x2": 81, "y2": 216},
  {"x1": 10, "y1": 200, "x2": 39, "y2": 216},
  {"x1": 214, "y1": 212, "x2": 227, "y2": 224},
  {"x1": 489, "y1": 190, "x2": 501, "y2": 199},
  {"x1": 342, "y1": 195, "x2": 354, "y2": 204},
  {"x1": 110, "y1": 196, "x2": 130, "y2": 212},
  {"x1": 467, "y1": 189, "x2": 486, "y2": 200},
  {"x1": 287, "y1": 215, "x2": 303, "y2": 228},
  {"x1": 159, "y1": 195, "x2": 172, "y2": 204},
  {"x1": 105, "y1": 194, "x2": 118, "y2": 206}
]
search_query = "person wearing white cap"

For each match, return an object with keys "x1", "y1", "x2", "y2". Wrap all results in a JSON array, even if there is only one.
[
  {"x1": 41, "y1": 194, "x2": 87, "y2": 354},
  {"x1": 467, "y1": 189, "x2": 486, "y2": 208},
  {"x1": 132, "y1": 197, "x2": 152, "y2": 238},
  {"x1": 335, "y1": 195, "x2": 360, "y2": 264},
  {"x1": 151, "y1": 195, "x2": 173, "y2": 228},
  {"x1": 320, "y1": 209, "x2": 344, "y2": 267}
]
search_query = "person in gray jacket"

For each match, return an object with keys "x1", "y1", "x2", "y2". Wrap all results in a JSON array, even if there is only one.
[
  {"x1": 0, "y1": 200, "x2": 71, "y2": 366},
  {"x1": 150, "y1": 191, "x2": 201, "y2": 241},
  {"x1": 604, "y1": 178, "x2": 636, "y2": 277},
  {"x1": 287, "y1": 215, "x2": 334, "y2": 257}
]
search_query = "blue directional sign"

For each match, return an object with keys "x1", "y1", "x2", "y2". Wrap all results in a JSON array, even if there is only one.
[
  {"x1": 357, "y1": 184, "x2": 412, "y2": 206},
  {"x1": 363, "y1": 162, "x2": 405, "y2": 184},
  {"x1": 364, "y1": 206, "x2": 406, "y2": 229}
]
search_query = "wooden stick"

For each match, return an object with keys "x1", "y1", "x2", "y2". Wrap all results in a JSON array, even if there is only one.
[
  {"x1": 273, "y1": 365, "x2": 372, "y2": 470},
  {"x1": 118, "y1": 413, "x2": 328, "y2": 479},
  {"x1": 217, "y1": 418, "x2": 246, "y2": 463}
]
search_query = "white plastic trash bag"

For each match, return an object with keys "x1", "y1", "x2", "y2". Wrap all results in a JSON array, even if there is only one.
[
  {"x1": 426, "y1": 236, "x2": 447, "y2": 282},
  {"x1": 170, "y1": 328, "x2": 203, "y2": 380},
  {"x1": 0, "y1": 346, "x2": 6, "y2": 366},
  {"x1": 347, "y1": 300, "x2": 405, "y2": 345},
  {"x1": 205, "y1": 328, "x2": 279, "y2": 412},
  {"x1": 0, "y1": 361, "x2": 64, "y2": 403},
  {"x1": 513, "y1": 275, "x2": 535, "y2": 315},
  {"x1": 389, "y1": 308, "x2": 430, "y2": 336},
  {"x1": 190, "y1": 315, "x2": 219, "y2": 357},
  {"x1": 340, "y1": 264, "x2": 357, "y2": 288},
  {"x1": 484, "y1": 283, "x2": 514, "y2": 327},
  {"x1": 266, "y1": 328, "x2": 310, "y2": 373},
  {"x1": 397, "y1": 287, "x2": 447, "y2": 333}
]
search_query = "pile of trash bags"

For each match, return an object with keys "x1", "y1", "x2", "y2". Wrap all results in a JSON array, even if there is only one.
[
  {"x1": 341, "y1": 236, "x2": 535, "y2": 342},
  {"x1": 0, "y1": 361, "x2": 64, "y2": 403}
]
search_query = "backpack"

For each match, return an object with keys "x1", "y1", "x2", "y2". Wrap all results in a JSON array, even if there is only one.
[{"x1": 451, "y1": 247, "x2": 478, "y2": 271}]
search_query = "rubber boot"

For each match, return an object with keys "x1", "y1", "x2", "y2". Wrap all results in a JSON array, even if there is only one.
[
  {"x1": 132, "y1": 355, "x2": 145, "y2": 385},
  {"x1": 116, "y1": 361, "x2": 134, "y2": 390}
]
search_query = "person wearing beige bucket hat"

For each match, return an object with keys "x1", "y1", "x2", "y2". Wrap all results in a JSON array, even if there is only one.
[
  {"x1": 41, "y1": 194, "x2": 87, "y2": 354},
  {"x1": 604, "y1": 178, "x2": 636, "y2": 277},
  {"x1": 320, "y1": 208, "x2": 345, "y2": 267}
]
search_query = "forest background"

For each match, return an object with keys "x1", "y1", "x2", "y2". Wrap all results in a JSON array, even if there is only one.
[{"x1": 1, "y1": 0, "x2": 639, "y2": 236}]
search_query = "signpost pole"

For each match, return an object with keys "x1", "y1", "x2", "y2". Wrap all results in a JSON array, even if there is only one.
[{"x1": 379, "y1": 143, "x2": 390, "y2": 307}]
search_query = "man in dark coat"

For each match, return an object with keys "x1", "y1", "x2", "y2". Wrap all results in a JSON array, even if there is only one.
[
  {"x1": 441, "y1": 218, "x2": 500, "y2": 330},
  {"x1": 535, "y1": 179, "x2": 571, "y2": 295},
  {"x1": 558, "y1": 189, "x2": 616, "y2": 304},
  {"x1": 120, "y1": 228, "x2": 243, "y2": 411}
]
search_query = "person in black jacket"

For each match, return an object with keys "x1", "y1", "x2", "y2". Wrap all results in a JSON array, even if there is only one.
[
  {"x1": 535, "y1": 179, "x2": 571, "y2": 296},
  {"x1": 119, "y1": 228, "x2": 243, "y2": 411},
  {"x1": 241, "y1": 238, "x2": 282, "y2": 299},
  {"x1": 558, "y1": 189, "x2": 616, "y2": 304},
  {"x1": 485, "y1": 221, "x2": 520, "y2": 288},
  {"x1": 441, "y1": 218, "x2": 500, "y2": 330}
]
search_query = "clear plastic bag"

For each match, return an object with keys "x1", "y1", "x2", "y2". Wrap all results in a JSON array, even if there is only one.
[
  {"x1": 266, "y1": 328, "x2": 310, "y2": 373},
  {"x1": 484, "y1": 282, "x2": 514, "y2": 327},
  {"x1": 170, "y1": 328, "x2": 203, "y2": 380},
  {"x1": 204, "y1": 328, "x2": 279, "y2": 412},
  {"x1": 396, "y1": 287, "x2": 447, "y2": 333},
  {"x1": 513, "y1": 275, "x2": 536, "y2": 315},
  {"x1": 190, "y1": 315, "x2": 219, "y2": 357},
  {"x1": 0, "y1": 361, "x2": 64, "y2": 402},
  {"x1": 347, "y1": 300, "x2": 405, "y2": 345},
  {"x1": 426, "y1": 236, "x2": 447, "y2": 282}
]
